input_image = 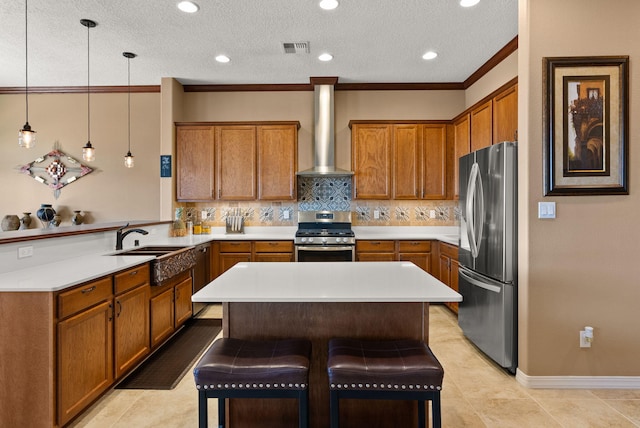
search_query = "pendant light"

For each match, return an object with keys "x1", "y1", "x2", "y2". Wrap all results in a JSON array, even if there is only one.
[
  {"x1": 80, "y1": 19, "x2": 97, "y2": 162},
  {"x1": 18, "y1": 0, "x2": 36, "y2": 148},
  {"x1": 123, "y1": 52, "x2": 136, "y2": 168}
]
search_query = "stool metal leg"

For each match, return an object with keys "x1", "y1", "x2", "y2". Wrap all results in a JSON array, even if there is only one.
[
  {"x1": 432, "y1": 392, "x2": 442, "y2": 428},
  {"x1": 299, "y1": 389, "x2": 309, "y2": 428},
  {"x1": 217, "y1": 397, "x2": 225, "y2": 428},
  {"x1": 418, "y1": 400, "x2": 426, "y2": 428},
  {"x1": 330, "y1": 390, "x2": 340, "y2": 428},
  {"x1": 198, "y1": 390, "x2": 208, "y2": 428}
]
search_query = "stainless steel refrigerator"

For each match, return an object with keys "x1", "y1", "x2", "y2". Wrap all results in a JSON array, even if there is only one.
[{"x1": 458, "y1": 141, "x2": 517, "y2": 373}]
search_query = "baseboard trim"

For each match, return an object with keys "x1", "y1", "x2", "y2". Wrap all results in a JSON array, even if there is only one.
[{"x1": 516, "y1": 369, "x2": 640, "y2": 389}]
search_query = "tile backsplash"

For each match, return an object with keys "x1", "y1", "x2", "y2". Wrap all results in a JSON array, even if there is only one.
[{"x1": 176, "y1": 176, "x2": 458, "y2": 226}]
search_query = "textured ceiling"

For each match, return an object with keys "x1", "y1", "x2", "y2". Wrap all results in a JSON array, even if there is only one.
[{"x1": 0, "y1": 0, "x2": 518, "y2": 88}]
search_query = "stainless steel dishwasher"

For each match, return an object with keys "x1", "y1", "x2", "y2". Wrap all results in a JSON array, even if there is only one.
[{"x1": 192, "y1": 243, "x2": 211, "y2": 316}]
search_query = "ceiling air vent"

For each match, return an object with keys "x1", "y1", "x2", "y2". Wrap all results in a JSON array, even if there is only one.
[{"x1": 282, "y1": 42, "x2": 310, "y2": 54}]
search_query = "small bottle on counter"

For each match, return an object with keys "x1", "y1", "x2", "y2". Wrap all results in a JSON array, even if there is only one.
[
  {"x1": 193, "y1": 221, "x2": 202, "y2": 235},
  {"x1": 186, "y1": 220, "x2": 193, "y2": 235}
]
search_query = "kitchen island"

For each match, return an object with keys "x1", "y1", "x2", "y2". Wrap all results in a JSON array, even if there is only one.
[{"x1": 193, "y1": 261, "x2": 461, "y2": 428}]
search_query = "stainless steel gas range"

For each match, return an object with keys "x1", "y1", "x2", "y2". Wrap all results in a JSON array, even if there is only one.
[{"x1": 294, "y1": 211, "x2": 355, "y2": 262}]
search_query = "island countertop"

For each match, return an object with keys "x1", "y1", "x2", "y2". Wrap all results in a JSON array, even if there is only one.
[{"x1": 192, "y1": 261, "x2": 462, "y2": 303}]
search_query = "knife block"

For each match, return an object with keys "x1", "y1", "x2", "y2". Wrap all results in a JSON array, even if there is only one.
[{"x1": 225, "y1": 215, "x2": 244, "y2": 234}]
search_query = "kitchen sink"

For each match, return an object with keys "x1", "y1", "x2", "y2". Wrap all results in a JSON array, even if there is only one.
[{"x1": 111, "y1": 245, "x2": 197, "y2": 285}]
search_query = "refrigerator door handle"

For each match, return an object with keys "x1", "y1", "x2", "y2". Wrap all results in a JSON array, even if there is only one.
[
  {"x1": 466, "y1": 162, "x2": 484, "y2": 258},
  {"x1": 459, "y1": 268, "x2": 501, "y2": 293}
]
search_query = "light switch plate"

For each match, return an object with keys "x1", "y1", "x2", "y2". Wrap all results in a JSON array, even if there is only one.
[{"x1": 538, "y1": 202, "x2": 556, "y2": 219}]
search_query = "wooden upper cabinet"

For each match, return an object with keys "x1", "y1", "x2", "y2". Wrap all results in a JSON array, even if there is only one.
[
  {"x1": 352, "y1": 124, "x2": 392, "y2": 199},
  {"x1": 422, "y1": 124, "x2": 447, "y2": 200},
  {"x1": 176, "y1": 126, "x2": 215, "y2": 201},
  {"x1": 493, "y1": 83, "x2": 518, "y2": 144},
  {"x1": 392, "y1": 124, "x2": 421, "y2": 199},
  {"x1": 257, "y1": 125, "x2": 297, "y2": 200},
  {"x1": 453, "y1": 114, "x2": 470, "y2": 199},
  {"x1": 470, "y1": 99, "x2": 493, "y2": 152},
  {"x1": 216, "y1": 126, "x2": 257, "y2": 200}
]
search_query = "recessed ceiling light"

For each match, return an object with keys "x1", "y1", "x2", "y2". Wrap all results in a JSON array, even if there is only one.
[
  {"x1": 319, "y1": 0, "x2": 339, "y2": 11},
  {"x1": 177, "y1": 1, "x2": 199, "y2": 13},
  {"x1": 460, "y1": 0, "x2": 480, "y2": 7},
  {"x1": 318, "y1": 53, "x2": 333, "y2": 62},
  {"x1": 422, "y1": 51, "x2": 438, "y2": 60},
  {"x1": 215, "y1": 55, "x2": 230, "y2": 63}
]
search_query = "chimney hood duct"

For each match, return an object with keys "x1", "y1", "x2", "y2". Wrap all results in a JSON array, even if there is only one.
[{"x1": 296, "y1": 82, "x2": 353, "y2": 176}]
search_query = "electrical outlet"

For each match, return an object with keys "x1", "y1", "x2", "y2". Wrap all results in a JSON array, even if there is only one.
[
  {"x1": 283, "y1": 210, "x2": 290, "y2": 220},
  {"x1": 579, "y1": 330, "x2": 591, "y2": 348},
  {"x1": 18, "y1": 246, "x2": 34, "y2": 259},
  {"x1": 373, "y1": 210, "x2": 380, "y2": 219},
  {"x1": 429, "y1": 209, "x2": 436, "y2": 219},
  {"x1": 538, "y1": 202, "x2": 556, "y2": 219}
]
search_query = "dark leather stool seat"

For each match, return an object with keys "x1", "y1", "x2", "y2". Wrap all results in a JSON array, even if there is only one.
[
  {"x1": 327, "y1": 338, "x2": 444, "y2": 428},
  {"x1": 194, "y1": 337, "x2": 311, "y2": 428}
]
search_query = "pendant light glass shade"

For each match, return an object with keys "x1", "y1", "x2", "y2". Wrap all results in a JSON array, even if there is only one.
[
  {"x1": 81, "y1": 19, "x2": 97, "y2": 162},
  {"x1": 19, "y1": 0, "x2": 36, "y2": 148},
  {"x1": 123, "y1": 52, "x2": 136, "y2": 168}
]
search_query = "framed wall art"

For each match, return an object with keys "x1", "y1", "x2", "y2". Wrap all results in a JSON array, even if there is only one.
[{"x1": 543, "y1": 56, "x2": 629, "y2": 195}]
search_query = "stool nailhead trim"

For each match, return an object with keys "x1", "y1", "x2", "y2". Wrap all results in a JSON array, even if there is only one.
[
  {"x1": 196, "y1": 383, "x2": 307, "y2": 390},
  {"x1": 330, "y1": 383, "x2": 441, "y2": 391}
]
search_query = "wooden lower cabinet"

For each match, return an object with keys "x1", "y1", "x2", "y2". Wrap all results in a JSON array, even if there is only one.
[
  {"x1": 57, "y1": 300, "x2": 114, "y2": 427},
  {"x1": 57, "y1": 265, "x2": 152, "y2": 426},
  {"x1": 254, "y1": 240, "x2": 294, "y2": 262},
  {"x1": 438, "y1": 242, "x2": 459, "y2": 314},
  {"x1": 174, "y1": 276, "x2": 194, "y2": 327},
  {"x1": 150, "y1": 287, "x2": 175, "y2": 348},
  {"x1": 356, "y1": 240, "x2": 433, "y2": 274},
  {"x1": 213, "y1": 240, "x2": 294, "y2": 278},
  {"x1": 398, "y1": 240, "x2": 432, "y2": 272},
  {"x1": 355, "y1": 240, "x2": 396, "y2": 262},
  {"x1": 113, "y1": 264, "x2": 151, "y2": 379},
  {"x1": 150, "y1": 270, "x2": 193, "y2": 348}
]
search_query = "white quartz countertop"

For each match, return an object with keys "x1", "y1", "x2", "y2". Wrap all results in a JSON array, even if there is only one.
[
  {"x1": 192, "y1": 261, "x2": 462, "y2": 303},
  {"x1": 0, "y1": 255, "x2": 155, "y2": 292},
  {"x1": 0, "y1": 226, "x2": 459, "y2": 292}
]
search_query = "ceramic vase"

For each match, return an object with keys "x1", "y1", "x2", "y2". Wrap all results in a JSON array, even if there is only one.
[
  {"x1": 19, "y1": 212, "x2": 32, "y2": 230},
  {"x1": 1, "y1": 215, "x2": 20, "y2": 231},
  {"x1": 51, "y1": 214, "x2": 62, "y2": 228},
  {"x1": 36, "y1": 204, "x2": 56, "y2": 229},
  {"x1": 72, "y1": 210, "x2": 84, "y2": 225}
]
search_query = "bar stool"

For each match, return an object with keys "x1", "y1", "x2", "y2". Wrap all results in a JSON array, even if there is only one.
[
  {"x1": 194, "y1": 337, "x2": 311, "y2": 428},
  {"x1": 327, "y1": 338, "x2": 444, "y2": 428}
]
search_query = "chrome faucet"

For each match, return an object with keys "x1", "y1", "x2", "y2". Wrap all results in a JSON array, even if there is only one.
[{"x1": 115, "y1": 223, "x2": 149, "y2": 250}]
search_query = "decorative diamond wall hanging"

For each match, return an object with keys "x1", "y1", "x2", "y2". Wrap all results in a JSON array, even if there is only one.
[{"x1": 19, "y1": 144, "x2": 93, "y2": 199}]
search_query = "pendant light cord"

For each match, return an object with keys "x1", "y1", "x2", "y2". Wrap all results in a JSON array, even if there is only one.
[
  {"x1": 24, "y1": 0, "x2": 29, "y2": 123},
  {"x1": 86, "y1": 22, "x2": 91, "y2": 143},
  {"x1": 127, "y1": 56, "x2": 131, "y2": 152}
]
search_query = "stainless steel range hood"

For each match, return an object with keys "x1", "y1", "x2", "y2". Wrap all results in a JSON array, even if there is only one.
[{"x1": 296, "y1": 82, "x2": 354, "y2": 176}]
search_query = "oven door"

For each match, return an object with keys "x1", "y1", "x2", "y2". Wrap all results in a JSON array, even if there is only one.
[{"x1": 295, "y1": 245, "x2": 355, "y2": 262}]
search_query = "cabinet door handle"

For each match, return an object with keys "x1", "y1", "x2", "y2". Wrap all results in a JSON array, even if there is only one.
[
  {"x1": 81, "y1": 286, "x2": 96, "y2": 294},
  {"x1": 371, "y1": 241, "x2": 381, "y2": 245},
  {"x1": 129, "y1": 270, "x2": 138, "y2": 276},
  {"x1": 108, "y1": 303, "x2": 113, "y2": 321},
  {"x1": 116, "y1": 300, "x2": 122, "y2": 317}
]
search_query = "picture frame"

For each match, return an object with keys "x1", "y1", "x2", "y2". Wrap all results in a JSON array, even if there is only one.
[{"x1": 543, "y1": 56, "x2": 629, "y2": 196}]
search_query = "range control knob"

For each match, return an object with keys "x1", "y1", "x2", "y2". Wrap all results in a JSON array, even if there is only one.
[
  {"x1": 301, "y1": 237, "x2": 307, "y2": 243},
  {"x1": 308, "y1": 237, "x2": 314, "y2": 243}
]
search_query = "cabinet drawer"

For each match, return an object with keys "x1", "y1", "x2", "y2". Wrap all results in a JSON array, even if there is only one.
[
  {"x1": 439, "y1": 242, "x2": 459, "y2": 259},
  {"x1": 398, "y1": 240, "x2": 431, "y2": 252},
  {"x1": 356, "y1": 240, "x2": 395, "y2": 252},
  {"x1": 219, "y1": 241, "x2": 252, "y2": 252},
  {"x1": 58, "y1": 277, "x2": 113, "y2": 319},
  {"x1": 114, "y1": 264, "x2": 150, "y2": 294},
  {"x1": 254, "y1": 241, "x2": 293, "y2": 253}
]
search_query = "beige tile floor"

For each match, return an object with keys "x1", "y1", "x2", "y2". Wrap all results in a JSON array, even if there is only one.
[{"x1": 70, "y1": 304, "x2": 640, "y2": 427}]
